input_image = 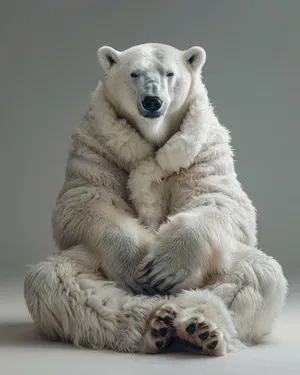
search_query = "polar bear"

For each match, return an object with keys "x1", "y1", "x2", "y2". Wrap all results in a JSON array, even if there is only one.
[{"x1": 24, "y1": 43, "x2": 287, "y2": 355}]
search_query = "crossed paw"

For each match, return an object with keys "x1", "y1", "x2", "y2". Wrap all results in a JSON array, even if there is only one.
[{"x1": 141, "y1": 303, "x2": 226, "y2": 356}]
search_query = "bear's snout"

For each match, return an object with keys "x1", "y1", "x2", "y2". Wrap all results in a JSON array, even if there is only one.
[{"x1": 142, "y1": 96, "x2": 163, "y2": 113}]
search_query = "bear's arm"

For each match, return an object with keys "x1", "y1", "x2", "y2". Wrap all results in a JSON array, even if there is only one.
[
  {"x1": 168, "y1": 150, "x2": 257, "y2": 249},
  {"x1": 139, "y1": 142, "x2": 257, "y2": 292},
  {"x1": 51, "y1": 146, "x2": 155, "y2": 294}
]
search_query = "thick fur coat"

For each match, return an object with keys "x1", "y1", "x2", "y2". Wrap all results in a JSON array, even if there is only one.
[{"x1": 24, "y1": 43, "x2": 287, "y2": 355}]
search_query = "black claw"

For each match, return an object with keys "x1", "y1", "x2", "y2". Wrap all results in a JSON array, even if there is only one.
[
  {"x1": 144, "y1": 259, "x2": 155, "y2": 271},
  {"x1": 199, "y1": 331, "x2": 209, "y2": 340},
  {"x1": 164, "y1": 282, "x2": 177, "y2": 293},
  {"x1": 186, "y1": 323, "x2": 196, "y2": 335},
  {"x1": 147, "y1": 272, "x2": 162, "y2": 286},
  {"x1": 155, "y1": 341, "x2": 163, "y2": 349},
  {"x1": 207, "y1": 340, "x2": 218, "y2": 350},
  {"x1": 152, "y1": 279, "x2": 165, "y2": 288},
  {"x1": 159, "y1": 327, "x2": 167, "y2": 337},
  {"x1": 141, "y1": 285, "x2": 156, "y2": 295},
  {"x1": 138, "y1": 268, "x2": 153, "y2": 279}
]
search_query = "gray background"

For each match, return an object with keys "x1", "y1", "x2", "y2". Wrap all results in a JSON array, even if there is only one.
[{"x1": 1, "y1": 0, "x2": 299, "y2": 284}]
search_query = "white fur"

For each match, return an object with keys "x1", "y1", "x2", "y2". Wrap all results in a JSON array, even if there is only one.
[{"x1": 24, "y1": 43, "x2": 288, "y2": 355}]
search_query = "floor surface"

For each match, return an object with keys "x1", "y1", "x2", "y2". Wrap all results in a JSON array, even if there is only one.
[{"x1": 1, "y1": 281, "x2": 299, "y2": 374}]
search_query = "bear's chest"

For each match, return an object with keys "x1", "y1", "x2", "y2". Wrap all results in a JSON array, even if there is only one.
[{"x1": 126, "y1": 171, "x2": 183, "y2": 230}]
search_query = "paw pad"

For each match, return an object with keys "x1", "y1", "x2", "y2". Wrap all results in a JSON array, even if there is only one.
[
  {"x1": 155, "y1": 341, "x2": 163, "y2": 349},
  {"x1": 186, "y1": 323, "x2": 196, "y2": 335},
  {"x1": 159, "y1": 328, "x2": 167, "y2": 337},
  {"x1": 198, "y1": 331, "x2": 209, "y2": 340},
  {"x1": 207, "y1": 340, "x2": 218, "y2": 350}
]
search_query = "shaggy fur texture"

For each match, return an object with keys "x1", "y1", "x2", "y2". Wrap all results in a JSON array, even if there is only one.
[{"x1": 24, "y1": 43, "x2": 287, "y2": 355}]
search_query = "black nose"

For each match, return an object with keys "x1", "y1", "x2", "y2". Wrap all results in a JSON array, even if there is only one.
[{"x1": 142, "y1": 96, "x2": 163, "y2": 112}]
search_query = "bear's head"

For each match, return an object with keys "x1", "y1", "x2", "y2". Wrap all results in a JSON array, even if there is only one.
[{"x1": 97, "y1": 43, "x2": 206, "y2": 143}]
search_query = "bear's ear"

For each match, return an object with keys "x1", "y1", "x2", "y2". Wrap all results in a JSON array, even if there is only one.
[
  {"x1": 97, "y1": 46, "x2": 121, "y2": 72},
  {"x1": 183, "y1": 46, "x2": 206, "y2": 71}
]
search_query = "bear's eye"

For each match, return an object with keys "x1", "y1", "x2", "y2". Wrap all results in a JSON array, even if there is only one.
[
  {"x1": 166, "y1": 72, "x2": 174, "y2": 77},
  {"x1": 130, "y1": 72, "x2": 138, "y2": 78}
]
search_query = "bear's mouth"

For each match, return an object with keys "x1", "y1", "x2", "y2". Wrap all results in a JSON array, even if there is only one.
[
  {"x1": 137, "y1": 94, "x2": 167, "y2": 120},
  {"x1": 141, "y1": 111, "x2": 162, "y2": 119}
]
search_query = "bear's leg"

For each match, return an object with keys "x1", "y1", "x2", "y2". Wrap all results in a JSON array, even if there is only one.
[
  {"x1": 205, "y1": 246, "x2": 288, "y2": 345},
  {"x1": 24, "y1": 245, "x2": 180, "y2": 353},
  {"x1": 167, "y1": 246, "x2": 287, "y2": 356}
]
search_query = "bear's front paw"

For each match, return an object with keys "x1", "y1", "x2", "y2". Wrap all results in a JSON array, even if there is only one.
[
  {"x1": 138, "y1": 216, "x2": 208, "y2": 293},
  {"x1": 138, "y1": 253, "x2": 189, "y2": 294}
]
